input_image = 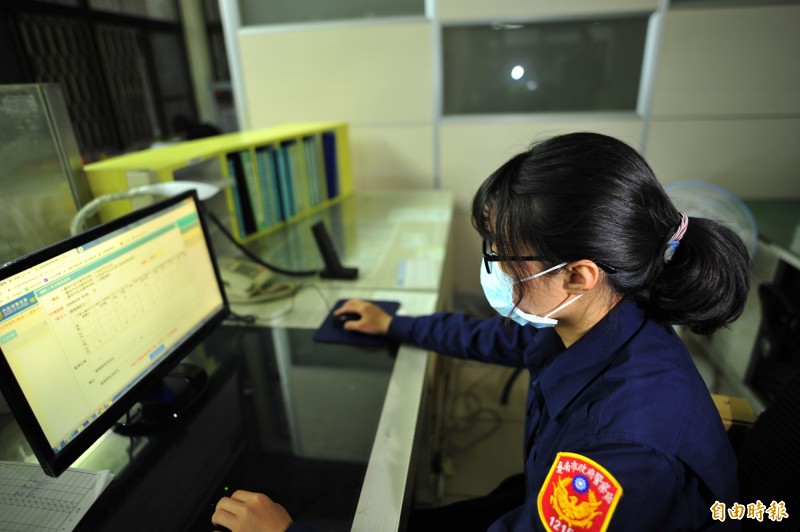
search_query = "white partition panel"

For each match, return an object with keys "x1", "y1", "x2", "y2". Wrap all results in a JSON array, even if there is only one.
[
  {"x1": 440, "y1": 117, "x2": 643, "y2": 210},
  {"x1": 239, "y1": 19, "x2": 435, "y2": 127},
  {"x1": 652, "y1": 5, "x2": 800, "y2": 116},
  {"x1": 350, "y1": 125, "x2": 434, "y2": 189},
  {"x1": 647, "y1": 118, "x2": 800, "y2": 199}
]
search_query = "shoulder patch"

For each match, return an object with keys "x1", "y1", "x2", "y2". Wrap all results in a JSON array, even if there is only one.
[{"x1": 537, "y1": 452, "x2": 623, "y2": 532}]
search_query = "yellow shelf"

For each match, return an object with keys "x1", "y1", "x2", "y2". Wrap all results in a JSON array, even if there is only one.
[{"x1": 83, "y1": 122, "x2": 353, "y2": 241}]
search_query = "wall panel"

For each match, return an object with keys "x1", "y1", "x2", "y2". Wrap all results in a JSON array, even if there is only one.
[
  {"x1": 440, "y1": 117, "x2": 643, "y2": 210},
  {"x1": 350, "y1": 125, "x2": 434, "y2": 189},
  {"x1": 652, "y1": 5, "x2": 800, "y2": 116},
  {"x1": 647, "y1": 118, "x2": 800, "y2": 198},
  {"x1": 239, "y1": 20, "x2": 434, "y2": 127}
]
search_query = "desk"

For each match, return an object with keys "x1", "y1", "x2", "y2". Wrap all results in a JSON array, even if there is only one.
[
  {"x1": 0, "y1": 190, "x2": 453, "y2": 532},
  {"x1": 232, "y1": 190, "x2": 454, "y2": 531}
]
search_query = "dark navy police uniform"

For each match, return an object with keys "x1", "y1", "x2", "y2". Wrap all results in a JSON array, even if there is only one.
[{"x1": 389, "y1": 297, "x2": 738, "y2": 531}]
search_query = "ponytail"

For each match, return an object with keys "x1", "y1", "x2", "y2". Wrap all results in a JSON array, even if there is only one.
[{"x1": 648, "y1": 217, "x2": 750, "y2": 335}]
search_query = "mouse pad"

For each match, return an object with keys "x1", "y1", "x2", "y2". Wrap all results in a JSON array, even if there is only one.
[{"x1": 312, "y1": 299, "x2": 401, "y2": 346}]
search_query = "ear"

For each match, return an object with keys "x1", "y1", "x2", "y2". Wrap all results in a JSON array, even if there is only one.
[{"x1": 562, "y1": 260, "x2": 601, "y2": 294}]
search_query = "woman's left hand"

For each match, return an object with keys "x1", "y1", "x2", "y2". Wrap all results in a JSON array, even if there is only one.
[{"x1": 212, "y1": 490, "x2": 293, "y2": 532}]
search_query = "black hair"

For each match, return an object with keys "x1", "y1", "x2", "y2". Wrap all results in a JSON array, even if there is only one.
[{"x1": 471, "y1": 132, "x2": 750, "y2": 335}]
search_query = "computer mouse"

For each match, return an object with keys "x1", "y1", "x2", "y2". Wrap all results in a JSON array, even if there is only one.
[{"x1": 333, "y1": 312, "x2": 361, "y2": 327}]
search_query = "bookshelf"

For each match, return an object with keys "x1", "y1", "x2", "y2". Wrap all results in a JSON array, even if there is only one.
[{"x1": 82, "y1": 122, "x2": 352, "y2": 242}]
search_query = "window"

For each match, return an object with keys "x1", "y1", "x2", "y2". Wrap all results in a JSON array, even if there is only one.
[{"x1": 443, "y1": 16, "x2": 650, "y2": 115}]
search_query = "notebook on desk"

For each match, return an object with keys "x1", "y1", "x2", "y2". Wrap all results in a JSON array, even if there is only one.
[{"x1": 313, "y1": 299, "x2": 400, "y2": 347}]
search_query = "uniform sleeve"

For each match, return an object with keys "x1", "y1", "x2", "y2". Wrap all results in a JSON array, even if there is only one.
[
  {"x1": 387, "y1": 313, "x2": 540, "y2": 367},
  {"x1": 489, "y1": 443, "x2": 715, "y2": 532}
]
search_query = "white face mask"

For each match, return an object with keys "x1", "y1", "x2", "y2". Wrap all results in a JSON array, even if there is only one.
[{"x1": 480, "y1": 260, "x2": 583, "y2": 328}]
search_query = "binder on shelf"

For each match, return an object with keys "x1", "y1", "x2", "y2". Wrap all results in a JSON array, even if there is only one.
[
  {"x1": 226, "y1": 152, "x2": 257, "y2": 236},
  {"x1": 303, "y1": 136, "x2": 326, "y2": 206},
  {"x1": 276, "y1": 143, "x2": 296, "y2": 218},
  {"x1": 285, "y1": 140, "x2": 309, "y2": 213},
  {"x1": 255, "y1": 146, "x2": 279, "y2": 225},
  {"x1": 299, "y1": 139, "x2": 316, "y2": 207},
  {"x1": 315, "y1": 135, "x2": 329, "y2": 201},
  {"x1": 240, "y1": 150, "x2": 267, "y2": 231},
  {"x1": 302, "y1": 137, "x2": 315, "y2": 206},
  {"x1": 268, "y1": 148, "x2": 287, "y2": 221},
  {"x1": 321, "y1": 131, "x2": 339, "y2": 199},
  {"x1": 225, "y1": 157, "x2": 248, "y2": 238},
  {"x1": 303, "y1": 137, "x2": 322, "y2": 205}
]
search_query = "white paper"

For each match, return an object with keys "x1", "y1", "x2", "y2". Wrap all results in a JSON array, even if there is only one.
[
  {"x1": 396, "y1": 259, "x2": 438, "y2": 289},
  {"x1": 0, "y1": 461, "x2": 113, "y2": 532}
]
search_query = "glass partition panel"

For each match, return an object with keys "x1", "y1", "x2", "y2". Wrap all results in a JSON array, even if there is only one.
[
  {"x1": 443, "y1": 16, "x2": 649, "y2": 115},
  {"x1": 0, "y1": 84, "x2": 89, "y2": 264},
  {"x1": 239, "y1": 0, "x2": 425, "y2": 26}
]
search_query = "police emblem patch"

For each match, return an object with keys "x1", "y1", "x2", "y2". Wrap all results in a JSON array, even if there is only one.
[{"x1": 537, "y1": 452, "x2": 623, "y2": 532}]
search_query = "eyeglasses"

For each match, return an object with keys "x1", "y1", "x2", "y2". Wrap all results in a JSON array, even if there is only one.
[
  {"x1": 482, "y1": 240, "x2": 546, "y2": 274},
  {"x1": 481, "y1": 240, "x2": 618, "y2": 275}
]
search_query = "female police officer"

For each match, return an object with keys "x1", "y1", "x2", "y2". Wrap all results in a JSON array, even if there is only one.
[{"x1": 212, "y1": 132, "x2": 749, "y2": 531}]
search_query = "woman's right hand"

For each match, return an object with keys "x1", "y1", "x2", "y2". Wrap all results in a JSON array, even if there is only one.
[{"x1": 333, "y1": 299, "x2": 394, "y2": 335}]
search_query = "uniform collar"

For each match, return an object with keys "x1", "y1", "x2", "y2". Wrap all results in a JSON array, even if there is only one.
[{"x1": 538, "y1": 297, "x2": 647, "y2": 419}]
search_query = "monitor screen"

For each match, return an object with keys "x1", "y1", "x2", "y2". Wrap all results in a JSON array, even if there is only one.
[{"x1": 0, "y1": 191, "x2": 229, "y2": 476}]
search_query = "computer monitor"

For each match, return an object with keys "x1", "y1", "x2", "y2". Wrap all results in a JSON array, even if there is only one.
[{"x1": 0, "y1": 191, "x2": 229, "y2": 477}]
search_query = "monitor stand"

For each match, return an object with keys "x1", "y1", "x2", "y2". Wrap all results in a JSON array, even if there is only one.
[
  {"x1": 311, "y1": 221, "x2": 358, "y2": 280},
  {"x1": 114, "y1": 363, "x2": 208, "y2": 436}
]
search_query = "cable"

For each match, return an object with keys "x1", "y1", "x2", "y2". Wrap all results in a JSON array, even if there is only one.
[
  {"x1": 447, "y1": 406, "x2": 503, "y2": 454},
  {"x1": 442, "y1": 362, "x2": 505, "y2": 456},
  {"x1": 232, "y1": 281, "x2": 331, "y2": 326},
  {"x1": 225, "y1": 311, "x2": 257, "y2": 325},
  {"x1": 204, "y1": 208, "x2": 320, "y2": 277},
  {"x1": 301, "y1": 281, "x2": 332, "y2": 312}
]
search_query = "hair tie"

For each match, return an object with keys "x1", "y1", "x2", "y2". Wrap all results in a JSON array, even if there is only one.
[{"x1": 664, "y1": 212, "x2": 688, "y2": 262}]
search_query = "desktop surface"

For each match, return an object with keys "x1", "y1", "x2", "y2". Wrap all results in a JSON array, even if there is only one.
[
  {"x1": 246, "y1": 190, "x2": 453, "y2": 292},
  {"x1": 2, "y1": 324, "x2": 397, "y2": 532}
]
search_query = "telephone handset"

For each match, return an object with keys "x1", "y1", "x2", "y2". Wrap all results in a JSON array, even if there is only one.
[{"x1": 217, "y1": 256, "x2": 296, "y2": 303}]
